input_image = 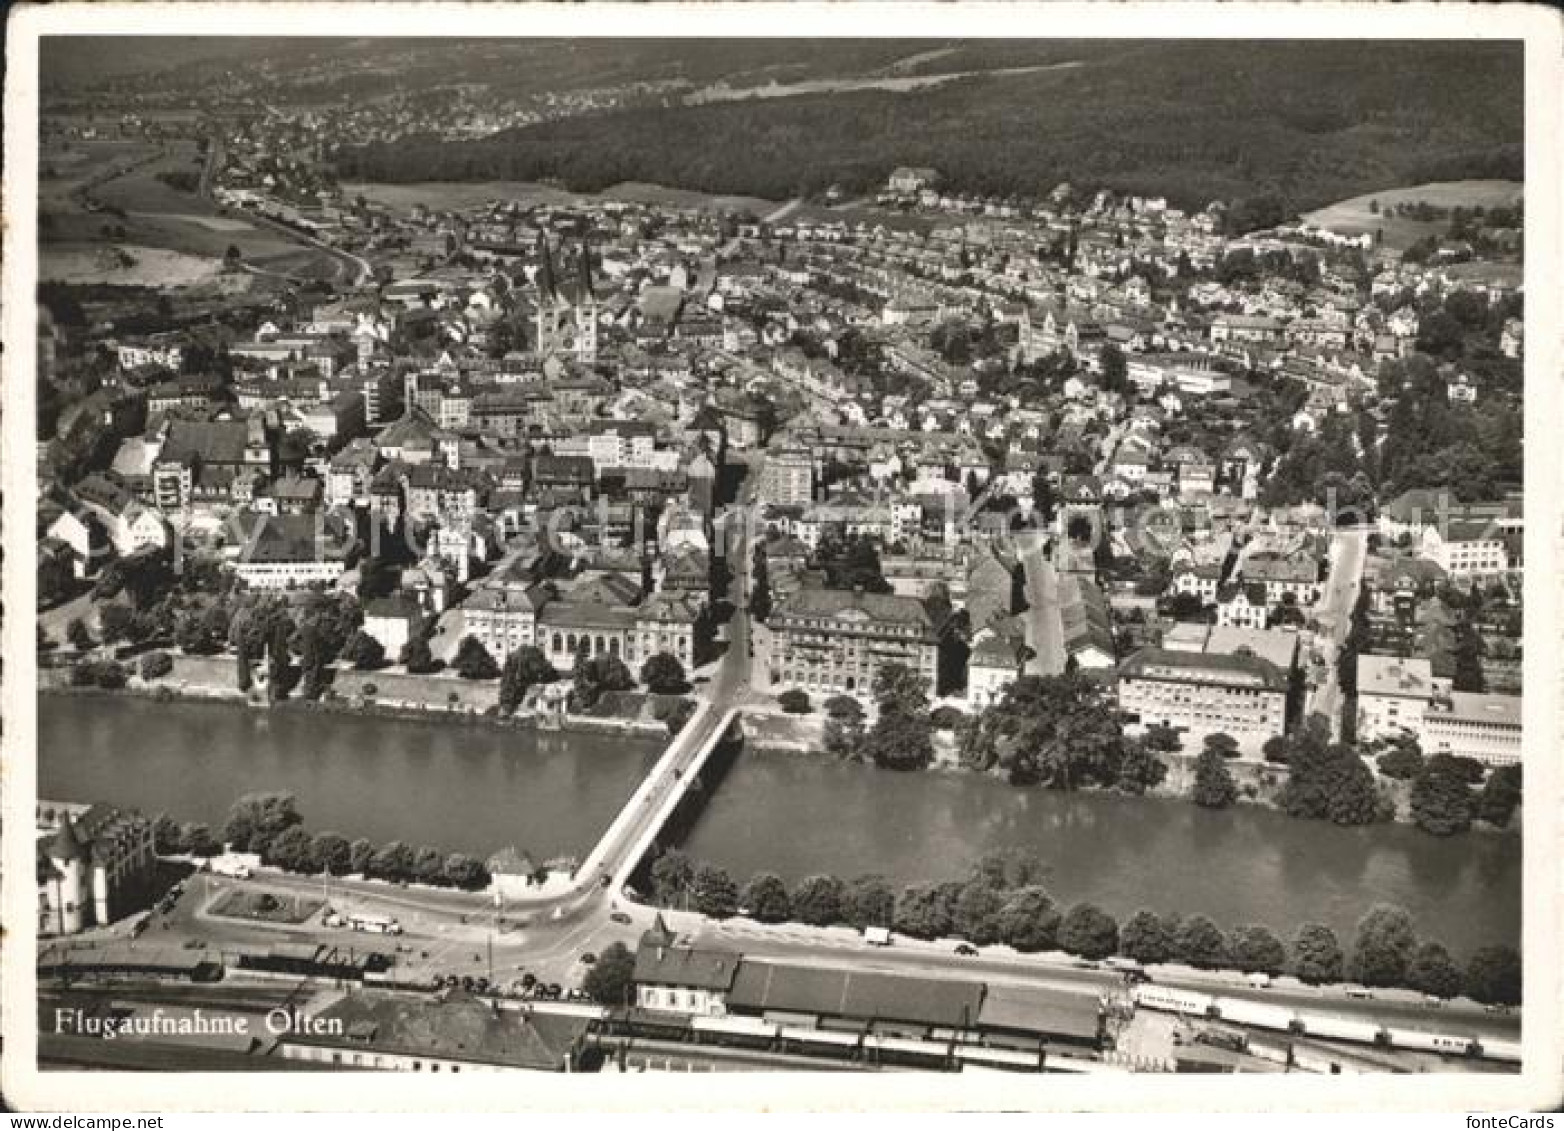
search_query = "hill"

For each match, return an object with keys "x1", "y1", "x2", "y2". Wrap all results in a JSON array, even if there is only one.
[{"x1": 332, "y1": 40, "x2": 1522, "y2": 217}]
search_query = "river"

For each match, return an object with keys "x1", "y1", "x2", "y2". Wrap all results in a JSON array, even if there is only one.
[
  {"x1": 38, "y1": 695, "x2": 663, "y2": 861},
  {"x1": 40, "y1": 695, "x2": 1520, "y2": 956}
]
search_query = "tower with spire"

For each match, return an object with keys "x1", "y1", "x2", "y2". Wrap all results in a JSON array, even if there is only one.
[{"x1": 533, "y1": 237, "x2": 598, "y2": 366}]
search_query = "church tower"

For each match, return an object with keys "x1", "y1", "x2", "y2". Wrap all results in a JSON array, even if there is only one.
[{"x1": 533, "y1": 238, "x2": 598, "y2": 366}]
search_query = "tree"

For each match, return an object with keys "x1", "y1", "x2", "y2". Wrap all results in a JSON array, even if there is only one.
[
  {"x1": 1275, "y1": 719, "x2": 1382, "y2": 826},
  {"x1": 893, "y1": 883, "x2": 953, "y2": 940},
  {"x1": 1476, "y1": 764, "x2": 1522, "y2": 827},
  {"x1": 98, "y1": 603, "x2": 135, "y2": 646},
  {"x1": 689, "y1": 862, "x2": 738, "y2": 918},
  {"x1": 453, "y1": 635, "x2": 500, "y2": 680},
  {"x1": 1376, "y1": 742, "x2": 1425, "y2": 780},
  {"x1": 222, "y1": 792, "x2": 303, "y2": 857},
  {"x1": 650, "y1": 850, "x2": 694, "y2": 907},
  {"x1": 342, "y1": 630, "x2": 386, "y2": 671},
  {"x1": 1227, "y1": 924, "x2": 1287, "y2": 975},
  {"x1": 443, "y1": 853, "x2": 490, "y2": 890},
  {"x1": 67, "y1": 618, "x2": 94, "y2": 652},
  {"x1": 152, "y1": 813, "x2": 185, "y2": 854},
  {"x1": 1291, "y1": 922, "x2": 1344, "y2": 985},
  {"x1": 1203, "y1": 732, "x2": 1240, "y2": 759},
  {"x1": 1058, "y1": 903, "x2": 1119, "y2": 960},
  {"x1": 348, "y1": 837, "x2": 375, "y2": 876},
  {"x1": 1175, "y1": 915, "x2": 1227, "y2": 969},
  {"x1": 844, "y1": 874, "x2": 896, "y2": 931},
  {"x1": 790, "y1": 874, "x2": 846, "y2": 926},
  {"x1": 1143, "y1": 724, "x2": 1182, "y2": 755},
  {"x1": 995, "y1": 886, "x2": 1062, "y2": 952},
  {"x1": 583, "y1": 941, "x2": 637, "y2": 1005},
  {"x1": 749, "y1": 547, "x2": 773, "y2": 622},
  {"x1": 950, "y1": 880, "x2": 1005, "y2": 946},
  {"x1": 413, "y1": 846, "x2": 447, "y2": 886},
  {"x1": 1464, "y1": 945, "x2": 1521, "y2": 1006},
  {"x1": 1192, "y1": 748, "x2": 1238, "y2": 808},
  {"x1": 641, "y1": 652, "x2": 688, "y2": 694},
  {"x1": 368, "y1": 840, "x2": 415, "y2": 882},
  {"x1": 863, "y1": 707, "x2": 934, "y2": 770},
  {"x1": 1406, "y1": 941, "x2": 1465, "y2": 1000},
  {"x1": 499, "y1": 645, "x2": 555, "y2": 712},
  {"x1": 570, "y1": 650, "x2": 635, "y2": 711},
  {"x1": 1115, "y1": 737, "x2": 1168, "y2": 795},
  {"x1": 183, "y1": 823, "x2": 219, "y2": 857},
  {"x1": 267, "y1": 826, "x2": 317, "y2": 873},
  {"x1": 312, "y1": 833, "x2": 353, "y2": 876},
  {"x1": 969, "y1": 848, "x2": 1050, "y2": 891},
  {"x1": 1409, "y1": 756, "x2": 1474, "y2": 835},
  {"x1": 1119, "y1": 910, "x2": 1175, "y2": 965},
  {"x1": 139, "y1": 651, "x2": 173, "y2": 680},
  {"x1": 739, "y1": 872, "x2": 792, "y2": 923},
  {"x1": 1099, "y1": 344, "x2": 1129, "y2": 396},
  {"x1": 957, "y1": 672, "x2": 1127, "y2": 789},
  {"x1": 823, "y1": 712, "x2": 866, "y2": 759},
  {"x1": 1348, "y1": 904, "x2": 1418, "y2": 988},
  {"x1": 872, "y1": 662, "x2": 930, "y2": 718},
  {"x1": 778, "y1": 688, "x2": 812, "y2": 714},
  {"x1": 825, "y1": 695, "x2": 865, "y2": 721},
  {"x1": 401, "y1": 635, "x2": 438, "y2": 674}
]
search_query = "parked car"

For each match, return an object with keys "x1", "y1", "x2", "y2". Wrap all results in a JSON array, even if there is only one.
[
  {"x1": 954, "y1": 943, "x2": 979, "y2": 957},
  {"x1": 609, "y1": 912, "x2": 632, "y2": 925}
]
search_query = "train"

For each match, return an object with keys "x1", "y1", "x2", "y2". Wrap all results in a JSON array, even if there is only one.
[
  {"x1": 1130, "y1": 984, "x2": 1521, "y2": 1065},
  {"x1": 572, "y1": 1006, "x2": 1099, "y2": 1072}
]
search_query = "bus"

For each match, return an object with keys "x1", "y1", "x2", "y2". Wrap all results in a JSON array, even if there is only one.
[{"x1": 345, "y1": 912, "x2": 403, "y2": 935}]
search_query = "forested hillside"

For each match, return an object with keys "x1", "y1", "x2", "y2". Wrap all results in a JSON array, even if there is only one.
[{"x1": 332, "y1": 40, "x2": 1522, "y2": 214}]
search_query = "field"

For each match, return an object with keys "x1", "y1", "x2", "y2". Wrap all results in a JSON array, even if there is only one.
[
  {"x1": 39, "y1": 244, "x2": 247, "y2": 288},
  {"x1": 40, "y1": 137, "x2": 344, "y2": 285},
  {"x1": 206, "y1": 888, "x2": 324, "y2": 926},
  {"x1": 1302, "y1": 179, "x2": 1522, "y2": 250}
]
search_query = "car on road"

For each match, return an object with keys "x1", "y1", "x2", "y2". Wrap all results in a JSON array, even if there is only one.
[
  {"x1": 1071, "y1": 959, "x2": 1100, "y2": 970},
  {"x1": 954, "y1": 943, "x2": 979, "y2": 957},
  {"x1": 609, "y1": 911, "x2": 632, "y2": 925},
  {"x1": 1344, "y1": 987, "x2": 1374, "y2": 1000},
  {"x1": 1423, "y1": 995, "x2": 1444, "y2": 1007}
]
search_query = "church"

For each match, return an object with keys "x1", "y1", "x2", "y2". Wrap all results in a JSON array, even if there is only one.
[{"x1": 533, "y1": 238, "x2": 599, "y2": 366}]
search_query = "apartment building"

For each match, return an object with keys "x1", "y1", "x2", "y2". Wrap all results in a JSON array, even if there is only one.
[
  {"x1": 762, "y1": 587, "x2": 940, "y2": 701},
  {"x1": 1117, "y1": 646, "x2": 1289, "y2": 749}
]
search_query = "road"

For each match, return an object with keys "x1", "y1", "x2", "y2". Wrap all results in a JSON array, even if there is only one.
[
  {"x1": 1018, "y1": 534, "x2": 1066, "y2": 675},
  {"x1": 1308, "y1": 528, "x2": 1369, "y2": 738},
  {"x1": 763, "y1": 197, "x2": 804, "y2": 225},
  {"x1": 198, "y1": 130, "x2": 373, "y2": 288}
]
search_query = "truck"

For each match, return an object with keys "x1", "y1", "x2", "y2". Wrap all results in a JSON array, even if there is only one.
[
  {"x1": 863, "y1": 926, "x2": 893, "y2": 947},
  {"x1": 208, "y1": 858, "x2": 252, "y2": 879},
  {"x1": 1246, "y1": 972, "x2": 1273, "y2": 989},
  {"x1": 347, "y1": 912, "x2": 403, "y2": 935}
]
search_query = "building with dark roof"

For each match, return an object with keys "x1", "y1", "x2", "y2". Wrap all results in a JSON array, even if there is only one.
[
  {"x1": 36, "y1": 801, "x2": 156, "y2": 936},
  {"x1": 633, "y1": 931, "x2": 741, "y2": 1017},
  {"x1": 760, "y1": 586, "x2": 939, "y2": 701},
  {"x1": 727, "y1": 961, "x2": 985, "y2": 1038},
  {"x1": 1118, "y1": 645, "x2": 1289, "y2": 751},
  {"x1": 276, "y1": 990, "x2": 590, "y2": 1073}
]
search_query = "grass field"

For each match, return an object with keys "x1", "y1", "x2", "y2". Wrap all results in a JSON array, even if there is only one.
[
  {"x1": 207, "y1": 888, "x2": 324, "y2": 926},
  {"x1": 41, "y1": 137, "x2": 343, "y2": 284},
  {"x1": 1302, "y1": 179, "x2": 1521, "y2": 250}
]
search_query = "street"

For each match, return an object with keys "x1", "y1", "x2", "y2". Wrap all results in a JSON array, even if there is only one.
[{"x1": 1308, "y1": 528, "x2": 1369, "y2": 738}]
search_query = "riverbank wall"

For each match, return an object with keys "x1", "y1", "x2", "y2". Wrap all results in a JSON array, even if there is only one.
[{"x1": 39, "y1": 667, "x2": 674, "y2": 741}]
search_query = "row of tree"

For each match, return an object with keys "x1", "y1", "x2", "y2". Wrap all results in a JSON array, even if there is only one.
[
  {"x1": 214, "y1": 792, "x2": 489, "y2": 890},
  {"x1": 644, "y1": 848, "x2": 1520, "y2": 1004}
]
